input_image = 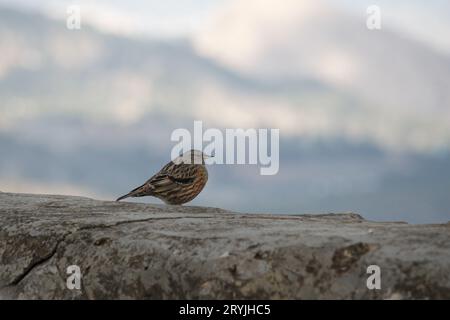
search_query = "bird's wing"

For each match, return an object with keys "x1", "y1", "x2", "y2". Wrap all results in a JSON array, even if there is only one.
[
  {"x1": 167, "y1": 175, "x2": 195, "y2": 185},
  {"x1": 117, "y1": 163, "x2": 199, "y2": 201},
  {"x1": 147, "y1": 163, "x2": 197, "y2": 193}
]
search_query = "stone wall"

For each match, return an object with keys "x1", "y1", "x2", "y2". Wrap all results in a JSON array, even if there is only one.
[{"x1": 0, "y1": 192, "x2": 449, "y2": 299}]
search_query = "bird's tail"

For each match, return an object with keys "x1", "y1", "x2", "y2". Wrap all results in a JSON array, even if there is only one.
[
  {"x1": 116, "y1": 193, "x2": 132, "y2": 202},
  {"x1": 116, "y1": 183, "x2": 148, "y2": 202}
]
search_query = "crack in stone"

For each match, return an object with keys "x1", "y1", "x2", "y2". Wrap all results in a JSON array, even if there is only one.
[
  {"x1": 1, "y1": 213, "x2": 353, "y2": 289},
  {"x1": 0, "y1": 214, "x2": 358, "y2": 289},
  {"x1": 7, "y1": 240, "x2": 61, "y2": 286},
  {"x1": 2, "y1": 215, "x2": 216, "y2": 288},
  {"x1": 0, "y1": 214, "x2": 363, "y2": 291},
  {"x1": 77, "y1": 215, "x2": 217, "y2": 231}
]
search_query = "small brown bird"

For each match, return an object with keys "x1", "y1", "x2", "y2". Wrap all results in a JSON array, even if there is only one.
[{"x1": 116, "y1": 150, "x2": 209, "y2": 205}]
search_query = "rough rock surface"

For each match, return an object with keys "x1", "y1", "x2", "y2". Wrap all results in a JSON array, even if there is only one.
[{"x1": 0, "y1": 192, "x2": 449, "y2": 300}]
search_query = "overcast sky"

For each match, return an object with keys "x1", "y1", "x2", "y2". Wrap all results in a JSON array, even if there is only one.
[{"x1": 0, "y1": 0, "x2": 449, "y2": 55}]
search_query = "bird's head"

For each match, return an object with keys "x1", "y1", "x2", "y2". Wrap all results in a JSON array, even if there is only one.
[{"x1": 173, "y1": 149, "x2": 211, "y2": 165}]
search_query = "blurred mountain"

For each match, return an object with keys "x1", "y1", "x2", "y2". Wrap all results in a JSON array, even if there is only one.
[
  {"x1": 0, "y1": 6, "x2": 449, "y2": 223},
  {"x1": 195, "y1": 0, "x2": 450, "y2": 153}
]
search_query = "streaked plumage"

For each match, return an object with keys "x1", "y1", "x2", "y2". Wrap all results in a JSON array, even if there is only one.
[{"x1": 116, "y1": 150, "x2": 209, "y2": 205}]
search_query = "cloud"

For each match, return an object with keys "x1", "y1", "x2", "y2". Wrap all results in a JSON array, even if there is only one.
[
  {"x1": 0, "y1": 31, "x2": 42, "y2": 78},
  {"x1": 193, "y1": 0, "x2": 450, "y2": 154}
]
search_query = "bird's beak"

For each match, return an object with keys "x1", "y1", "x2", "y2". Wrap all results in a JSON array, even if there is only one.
[{"x1": 203, "y1": 154, "x2": 212, "y2": 159}]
